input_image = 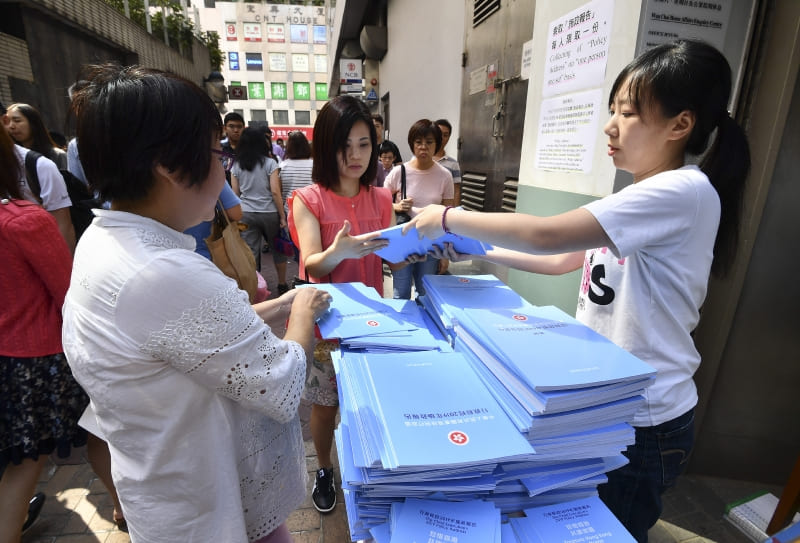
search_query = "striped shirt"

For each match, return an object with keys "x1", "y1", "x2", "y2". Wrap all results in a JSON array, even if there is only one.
[{"x1": 279, "y1": 158, "x2": 313, "y2": 216}]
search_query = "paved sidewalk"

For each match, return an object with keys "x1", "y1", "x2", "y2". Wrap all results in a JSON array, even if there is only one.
[
  {"x1": 20, "y1": 446, "x2": 776, "y2": 543},
  {"x1": 21, "y1": 402, "x2": 349, "y2": 543}
]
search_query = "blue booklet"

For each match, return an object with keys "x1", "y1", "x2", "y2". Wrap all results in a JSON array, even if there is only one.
[
  {"x1": 372, "y1": 224, "x2": 492, "y2": 263},
  {"x1": 517, "y1": 495, "x2": 636, "y2": 542},
  {"x1": 421, "y1": 274, "x2": 533, "y2": 337},
  {"x1": 353, "y1": 351, "x2": 535, "y2": 469},
  {"x1": 455, "y1": 306, "x2": 656, "y2": 391},
  {"x1": 307, "y1": 282, "x2": 416, "y2": 339},
  {"x1": 389, "y1": 498, "x2": 501, "y2": 543}
]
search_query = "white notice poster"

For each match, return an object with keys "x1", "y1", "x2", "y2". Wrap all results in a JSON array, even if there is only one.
[
  {"x1": 534, "y1": 88, "x2": 603, "y2": 173},
  {"x1": 520, "y1": 40, "x2": 534, "y2": 81},
  {"x1": 542, "y1": 0, "x2": 614, "y2": 97},
  {"x1": 638, "y1": 0, "x2": 732, "y2": 52}
]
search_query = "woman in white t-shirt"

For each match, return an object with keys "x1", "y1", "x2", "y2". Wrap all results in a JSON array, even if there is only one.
[
  {"x1": 412, "y1": 40, "x2": 750, "y2": 543},
  {"x1": 384, "y1": 119, "x2": 454, "y2": 299}
]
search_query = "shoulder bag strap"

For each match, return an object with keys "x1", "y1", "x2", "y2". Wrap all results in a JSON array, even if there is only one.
[
  {"x1": 400, "y1": 164, "x2": 406, "y2": 200},
  {"x1": 24, "y1": 150, "x2": 43, "y2": 203}
]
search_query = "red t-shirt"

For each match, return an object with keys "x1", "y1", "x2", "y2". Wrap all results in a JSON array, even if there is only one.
[
  {"x1": 0, "y1": 199, "x2": 72, "y2": 357},
  {"x1": 289, "y1": 183, "x2": 393, "y2": 296}
]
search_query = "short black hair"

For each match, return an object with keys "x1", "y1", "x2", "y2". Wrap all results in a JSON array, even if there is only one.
[
  {"x1": 407, "y1": 119, "x2": 442, "y2": 154},
  {"x1": 72, "y1": 64, "x2": 222, "y2": 203},
  {"x1": 434, "y1": 119, "x2": 452, "y2": 132},
  {"x1": 224, "y1": 111, "x2": 245, "y2": 125},
  {"x1": 378, "y1": 140, "x2": 402, "y2": 163},
  {"x1": 371, "y1": 113, "x2": 384, "y2": 125},
  {"x1": 313, "y1": 95, "x2": 377, "y2": 190}
]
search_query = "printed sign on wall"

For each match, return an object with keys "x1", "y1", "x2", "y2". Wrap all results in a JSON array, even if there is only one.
[
  {"x1": 228, "y1": 51, "x2": 240, "y2": 70},
  {"x1": 267, "y1": 24, "x2": 285, "y2": 43},
  {"x1": 243, "y1": 22, "x2": 262, "y2": 42},
  {"x1": 225, "y1": 22, "x2": 237, "y2": 41}
]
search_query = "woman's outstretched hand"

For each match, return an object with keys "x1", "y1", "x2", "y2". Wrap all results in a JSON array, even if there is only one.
[
  {"x1": 333, "y1": 220, "x2": 390, "y2": 259},
  {"x1": 403, "y1": 204, "x2": 446, "y2": 239}
]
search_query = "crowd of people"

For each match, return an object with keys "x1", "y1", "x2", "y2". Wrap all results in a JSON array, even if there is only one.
[{"x1": 0, "y1": 38, "x2": 748, "y2": 543}]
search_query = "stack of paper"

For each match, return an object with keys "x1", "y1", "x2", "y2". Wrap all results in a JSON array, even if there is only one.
[
  {"x1": 334, "y1": 350, "x2": 559, "y2": 539},
  {"x1": 335, "y1": 350, "x2": 535, "y2": 471},
  {"x1": 437, "y1": 296, "x2": 655, "y2": 440},
  {"x1": 323, "y1": 278, "x2": 654, "y2": 541},
  {"x1": 332, "y1": 348, "x2": 637, "y2": 540},
  {"x1": 305, "y1": 282, "x2": 447, "y2": 352},
  {"x1": 419, "y1": 274, "x2": 533, "y2": 340},
  {"x1": 725, "y1": 492, "x2": 800, "y2": 543}
]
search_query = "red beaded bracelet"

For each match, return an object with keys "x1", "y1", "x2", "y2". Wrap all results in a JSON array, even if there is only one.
[{"x1": 441, "y1": 205, "x2": 454, "y2": 234}]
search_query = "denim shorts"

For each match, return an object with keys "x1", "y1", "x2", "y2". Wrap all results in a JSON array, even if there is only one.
[{"x1": 598, "y1": 408, "x2": 695, "y2": 543}]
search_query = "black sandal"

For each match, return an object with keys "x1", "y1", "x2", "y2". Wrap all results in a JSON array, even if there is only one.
[{"x1": 22, "y1": 492, "x2": 45, "y2": 533}]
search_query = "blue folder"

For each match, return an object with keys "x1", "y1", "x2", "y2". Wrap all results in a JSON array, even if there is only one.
[{"x1": 371, "y1": 224, "x2": 492, "y2": 263}]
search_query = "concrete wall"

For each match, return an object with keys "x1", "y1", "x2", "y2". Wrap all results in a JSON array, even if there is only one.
[
  {"x1": 1, "y1": 0, "x2": 211, "y2": 136},
  {"x1": 380, "y1": 0, "x2": 465, "y2": 161}
]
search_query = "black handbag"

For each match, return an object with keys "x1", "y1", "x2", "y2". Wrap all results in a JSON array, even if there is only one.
[{"x1": 395, "y1": 164, "x2": 411, "y2": 225}]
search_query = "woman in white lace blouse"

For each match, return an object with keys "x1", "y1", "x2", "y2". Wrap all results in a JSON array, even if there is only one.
[{"x1": 62, "y1": 64, "x2": 331, "y2": 543}]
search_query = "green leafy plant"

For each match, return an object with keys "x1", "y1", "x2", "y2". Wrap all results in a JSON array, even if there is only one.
[
  {"x1": 202, "y1": 31, "x2": 223, "y2": 71},
  {"x1": 102, "y1": 0, "x2": 198, "y2": 58}
]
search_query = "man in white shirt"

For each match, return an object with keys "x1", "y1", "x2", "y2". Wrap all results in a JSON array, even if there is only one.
[{"x1": 434, "y1": 119, "x2": 462, "y2": 206}]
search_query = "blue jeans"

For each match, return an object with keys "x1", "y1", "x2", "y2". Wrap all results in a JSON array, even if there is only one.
[
  {"x1": 392, "y1": 258, "x2": 439, "y2": 299},
  {"x1": 598, "y1": 409, "x2": 695, "y2": 543}
]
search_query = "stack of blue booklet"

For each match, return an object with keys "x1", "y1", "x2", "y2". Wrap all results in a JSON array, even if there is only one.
[
  {"x1": 301, "y1": 282, "x2": 448, "y2": 352},
  {"x1": 334, "y1": 350, "x2": 606, "y2": 539},
  {"x1": 419, "y1": 274, "x2": 533, "y2": 340},
  {"x1": 318, "y1": 277, "x2": 648, "y2": 541},
  {"x1": 334, "y1": 350, "x2": 535, "y2": 471},
  {"x1": 448, "y1": 303, "x2": 655, "y2": 456}
]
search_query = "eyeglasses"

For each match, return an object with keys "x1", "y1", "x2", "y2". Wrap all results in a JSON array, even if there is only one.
[{"x1": 211, "y1": 148, "x2": 235, "y2": 172}]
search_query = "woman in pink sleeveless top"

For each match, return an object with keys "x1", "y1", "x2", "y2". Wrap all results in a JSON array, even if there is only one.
[{"x1": 288, "y1": 95, "x2": 395, "y2": 515}]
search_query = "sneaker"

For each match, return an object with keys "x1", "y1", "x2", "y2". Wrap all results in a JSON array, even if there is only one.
[
  {"x1": 311, "y1": 467, "x2": 336, "y2": 513},
  {"x1": 22, "y1": 492, "x2": 45, "y2": 533}
]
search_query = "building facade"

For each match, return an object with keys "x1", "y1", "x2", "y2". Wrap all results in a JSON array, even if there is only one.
[
  {"x1": 0, "y1": 0, "x2": 213, "y2": 136},
  {"x1": 197, "y1": 1, "x2": 329, "y2": 141}
]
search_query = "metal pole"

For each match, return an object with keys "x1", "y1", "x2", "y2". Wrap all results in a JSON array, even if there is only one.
[
  {"x1": 123, "y1": 0, "x2": 130, "y2": 18},
  {"x1": 144, "y1": 0, "x2": 152, "y2": 34},
  {"x1": 162, "y1": 5, "x2": 169, "y2": 46}
]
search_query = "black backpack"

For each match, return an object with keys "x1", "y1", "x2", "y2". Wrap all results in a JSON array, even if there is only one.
[{"x1": 24, "y1": 150, "x2": 101, "y2": 240}]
